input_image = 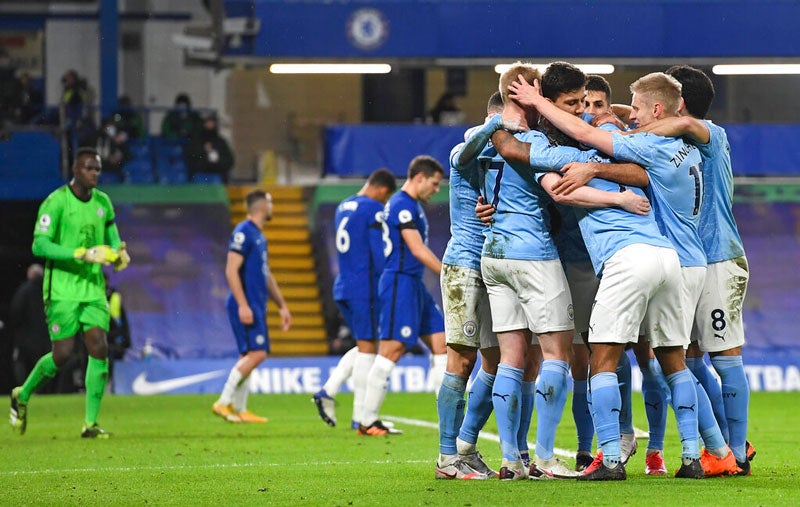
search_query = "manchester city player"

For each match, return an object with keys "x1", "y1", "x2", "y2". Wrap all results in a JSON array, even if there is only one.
[
  {"x1": 636, "y1": 65, "x2": 754, "y2": 475},
  {"x1": 511, "y1": 71, "x2": 717, "y2": 479},
  {"x1": 464, "y1": 63, "x2": 651, "y2": 481},
  {"x1": 358, "y1": 155, "x2": 447, "y2": 436},
  {"x1": 435, "y1": 92, "x2": 503, "y2": 480}
]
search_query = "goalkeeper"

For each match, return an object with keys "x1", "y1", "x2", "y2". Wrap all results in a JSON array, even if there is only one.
[{"x1": 10, "y1": 147, "x2": 131, "y2": 438}]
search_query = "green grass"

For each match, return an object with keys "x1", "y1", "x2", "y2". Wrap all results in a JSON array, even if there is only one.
[{"x1": 1, "y1": 391, "x2": 797, "y2": 506}]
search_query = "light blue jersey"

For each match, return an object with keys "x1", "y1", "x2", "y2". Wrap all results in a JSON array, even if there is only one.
[
  {"x1": 695, "y1": 121, "x2": 745, "y2": 263},
  {"x1": 566, "y1": 177, "x2": 673, "y2": 276},
  {"x1": 612, "y1": 132, "x2": 707, "y2": 268},
  {"x1": 442, "y1": 141, "x2": 492, "y2": 271},
  {"x1": 481, "y1": 129, "x2": 598, "y2": 261}
]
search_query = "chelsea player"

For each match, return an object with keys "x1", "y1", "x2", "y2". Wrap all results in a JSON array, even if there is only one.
[
  {"x1": 358, "y1": 155, "x2": 447, "y2": 436},
  {"x1": 313, "y1": 169, "x2": 397, "y2": 428},
  {"x1": 213, "y1": 189, "x2": 292, "y2": 423}
]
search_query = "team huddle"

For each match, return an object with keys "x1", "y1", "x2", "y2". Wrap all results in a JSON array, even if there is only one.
[{"x1": 316, "y1": 62, "x2": 753, "y2": 481}]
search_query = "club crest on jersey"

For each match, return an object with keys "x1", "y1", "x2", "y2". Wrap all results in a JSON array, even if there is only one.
[
  {"x1": 398, "y1": 209, "x2": 413, "y2": 224},
  {"x1": 255, "y1": 334, "x2": 265, "y2": 345},
  {"x1": 232, "y1": 232, "x2": 245, "y2": 248},
  {"x1": 400, "y1": 326, "x2": 412, "y2": 338},
  {"x1": 462, "y1": 321, "x2": 477, "y2": 337},
  {"x1": 37, "y1": 214, "x2": 51, "y2": 231},
  {"x1": 346, "y1": 8, "x2": 389, "y2": 51}
]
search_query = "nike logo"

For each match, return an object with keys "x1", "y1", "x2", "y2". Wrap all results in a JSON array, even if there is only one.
[{"x1": 132, "y1": 370, "x2": 228, "y2": 395}]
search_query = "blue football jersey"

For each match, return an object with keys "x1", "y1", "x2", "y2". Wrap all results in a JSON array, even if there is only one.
[
  {"x1": 333, "y1": 194, "x2": 387, "y2": 300},
  {"x1": 695, "y1": 121, "x2": 745, "y2": 263},
  {"x1": 612, "y1": 131, "x2": 707, "y2": 267},
  {"x1": 442, "y1": 140, "x2": 493, "y2": 270},
  {"x1": 481, "y1": 129, "x2": 598, "y2": 261},
  {"x1": 228, "y1": 219, "x2": 268, "y2": 312},
  {"x1": 561, "y1": 176, "x2": 674, "y2": 276},
  {"x1": 383, "y1": 190, "x2": 430, "y2": 278}
]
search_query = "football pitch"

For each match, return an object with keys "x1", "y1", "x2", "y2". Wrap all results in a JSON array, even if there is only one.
[{"x1": 1, "y1": 391, "x2": 797, "y2": 506}]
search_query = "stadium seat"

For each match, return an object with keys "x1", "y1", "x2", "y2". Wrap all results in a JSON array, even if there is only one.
[
  {"x1": 123, "y1": 159, "x2": 155, "y2": 184},
  {"x1": 191, "y1": 172, "x2": 223, "y2": 184},
  {"x1": 127, "y1": 138, "x2": 151, "y2": 161},
  {"x1": 159, "y1": 160, "x2": 189, "y2": 184},
  {"x1": 99, "y1": 171, "x2": 123, "y2": 184}
]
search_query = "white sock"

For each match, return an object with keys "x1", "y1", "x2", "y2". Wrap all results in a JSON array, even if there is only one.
[
  {"x1": 361, "y1": 355, "x2": 395, "y2": 426},
  {"x1": 428, "y1": 353, "x2": 447, "y2": 395},
  {"x1": 323, "y1": 346, "x2": 358, "y2": 395},
  {"x1": 457, "y1": 437, "x2": 477, "y2": 456},
  {"x1": 232, "y1": 375, "x2": 250, "y2": 413},
  {"x1": 352, "y1": 352, "x2": 376, "y2": 425},
  {"x1": 218, "y1": 368, "x2": 243, "y2": 406}
]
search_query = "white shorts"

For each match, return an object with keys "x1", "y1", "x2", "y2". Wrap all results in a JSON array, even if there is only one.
[
  {"x1": 681, "y1": 265, "x2": 707, "y2": 336},
  {"x1": 481, "y1": 257, "x2": 574, "y2": 335},
  {"x1": 589, "y1": 243, "x2": 686, "y2": 349},
  {"x1": 564, "y1": 260, "x2": 600, "y2": 341},
  {"x1": 691, "y1": 257, "x2": 749, "y2": 353},
  {"x1": 440, "y1": 263, "x2": 498, "y2": 349}
]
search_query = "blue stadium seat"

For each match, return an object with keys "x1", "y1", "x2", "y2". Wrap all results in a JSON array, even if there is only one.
[
  {"x1": 99, "y1": 171, "x2": 123, "y2": 184},
  {"x1": 128, "y1": 138, "x2": 151, "y2": 161},
  {"x1": 123, "y1": 159, "x2": 155, "y2": 184},
  {"x1": 159, "y1": 160, "x2": 188, "y2": 184},
  {"x1": 191, "y1": 172, "x2": 223, "y2": 184}
]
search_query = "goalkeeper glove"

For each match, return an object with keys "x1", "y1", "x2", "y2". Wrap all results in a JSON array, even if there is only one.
[
  {"x1": 74, "y1": 245, "x2": 118, "y2": 265},
  {"x1": 113, "y1": 242, "x2": 131, "y2": 272}
]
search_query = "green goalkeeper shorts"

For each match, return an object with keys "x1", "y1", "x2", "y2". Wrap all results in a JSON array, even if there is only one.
[{"x1": 45, "y1": 299, "x2": 110, "y2": 341}]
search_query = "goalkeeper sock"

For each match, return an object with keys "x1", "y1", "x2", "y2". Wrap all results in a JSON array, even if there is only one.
[
  {"x1": 323, "y1": 346, "x2": 358, "y2": 396},
  {"x1": 218, "y1": 368, "x2": 243, "y2": 406},
  {"x1": 85, "y1": 356, "x2": 109, "y2": 425},
  {"x1": 233, "y1": 375, "x2": 251, "y2": 413},
  {"x1": 20, "y1": 352, "x2": 59, "y2": 402}
]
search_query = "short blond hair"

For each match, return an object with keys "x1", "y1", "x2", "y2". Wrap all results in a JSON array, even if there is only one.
[
  {"x1": 629, "y1": 72, "x2": 683, "y2": 115},
  {"x1": 499, "y1": 62, "x2": 541, "y2": 105}
]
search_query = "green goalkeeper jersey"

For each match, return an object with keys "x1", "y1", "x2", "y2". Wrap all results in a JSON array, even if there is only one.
[{"x1": 33, "y1": 185, "x2": 119, "y2": 302}]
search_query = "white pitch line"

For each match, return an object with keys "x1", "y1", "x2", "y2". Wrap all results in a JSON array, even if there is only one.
[
  {"x1": 382, "y1": 415, "x2": 575, "y2": 460},
  {"x1": 0, "y1": 459, "x2": 432, "y2": 477}
]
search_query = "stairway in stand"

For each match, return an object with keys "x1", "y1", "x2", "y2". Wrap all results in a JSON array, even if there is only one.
[{"x1": 227, "y1": 185, "x2": 328, "y2": 356}]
